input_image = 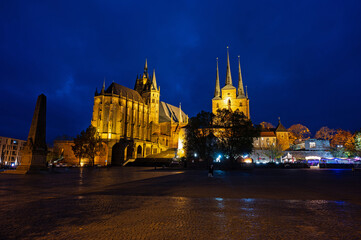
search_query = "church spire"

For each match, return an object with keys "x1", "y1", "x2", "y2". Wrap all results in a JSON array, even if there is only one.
[
  {"x1": 214, "y1": 57, "x2": 220, "y2": 98},
  {"x1": 152, "y1": 69, "x2": 157, "y2": 90},
  {"x1": 144, "y1": 58, "x2": 148, "y2": 73},
  {"x1": 225, "y1": 46, "x2": 232, "y2": 86},
  {"x1": 237, "y1": 55, "x2": 245, "y2": 98}
]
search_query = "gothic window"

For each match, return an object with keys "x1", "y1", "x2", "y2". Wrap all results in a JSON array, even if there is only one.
[
  {"x1": 217, "y1": 103, "x2": 219, "y2": 108},
  {"x1": 239, "y1": 102, "x2": 242, "y2": 107},
  {"x1": 228, "y1": 99, "x2": 231, "y2": 106}
]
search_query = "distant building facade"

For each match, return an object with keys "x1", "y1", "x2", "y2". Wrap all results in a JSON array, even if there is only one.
[
  {"x1": 91, "y1": 60, "x2": 188, "y2": 165},
  {"x1": 53, "y1": 140, "x2": 108, "y2": 166},
  {"x1": 0, "y1": 136, "x2": 26, "y2": 166},
  {"x1": 291, "y1": 139, "x2": 331, "y2": 151}
]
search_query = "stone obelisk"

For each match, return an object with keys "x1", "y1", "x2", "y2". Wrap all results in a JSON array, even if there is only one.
[{"x1": 5, "y1": 94, "x2": 48, "y2": 174}]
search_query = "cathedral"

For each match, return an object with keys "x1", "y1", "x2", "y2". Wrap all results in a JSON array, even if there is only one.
[{"x1": 91, "y1": 60, "x2": 188, "y2": 165}]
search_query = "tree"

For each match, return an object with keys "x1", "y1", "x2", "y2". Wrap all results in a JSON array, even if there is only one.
[
  {"x1": 72, "y1": 129, "x2": 87, "y2": 165},
  {"x1": 354, "y1": 131, "x2": 361, "y2": 157},
  {"x1": 260, "y1": 122, "x2": 275, "y2": 130},
  {"x1": 261, "y1": 143, "x2": 283, "y2": 162},
  {"x1": 331, "y1": 129, "x2": 353, "y2": 148},
  {"x1": 184, "y1": 111, "x2": 216, "y2": 164},
  {"x1": 330, "y1": 129, "x2": 355, "y2": 157},
  {"x1": 72, "y1": 125, "x2": 104, "y2": 166},
  {"x1": 288, "y1": 124, "x2": 311, "y2": 144},
  {"x1": 315, "y1": 126, "x2": 335, "y2": 140},
  {"x1": 214, "y1": 109, "x2": 260, "y2": 166}
]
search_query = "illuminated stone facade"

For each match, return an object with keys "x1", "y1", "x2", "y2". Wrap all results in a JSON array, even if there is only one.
[
  {"x1": 212, "y1": 48, "x2": 250, "y2": 118},
  {"x1": 91, "y1": 60, "x2": 188, "y2": 165}
]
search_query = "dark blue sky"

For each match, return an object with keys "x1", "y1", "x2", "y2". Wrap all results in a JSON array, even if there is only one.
[{"x1": 1, "y1": 0, "x2": 361, "y2": 143}]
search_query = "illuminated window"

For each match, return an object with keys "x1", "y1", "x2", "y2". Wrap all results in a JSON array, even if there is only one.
[{"x1": 310, "y1": 142, "x2": 316, "y2": 148}]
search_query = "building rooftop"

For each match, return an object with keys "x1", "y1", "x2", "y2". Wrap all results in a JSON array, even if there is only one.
[
  {"x1": 105, "y1": 83, "x2": 144, "y2": 103},
  {"x1": 159, "y1": 102, "x2": 187, "y2": 123}
]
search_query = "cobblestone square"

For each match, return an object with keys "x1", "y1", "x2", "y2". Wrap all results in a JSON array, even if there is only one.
[{"x1": 1, "y1": 167, "x2": 361, "y2": 239}]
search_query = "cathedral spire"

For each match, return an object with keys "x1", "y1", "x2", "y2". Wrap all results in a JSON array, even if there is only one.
[
  {"x1": 152, "y1": 69, "x2": 157, "y2": 90},
  {"x1": 144, "y1": 58, "x2": 148, "y2": 73},
  {"x1": 101, "y1": 79, "x2": 105, "y2": 94},
  {"x1": 214, "y1": 57, "x2": 220, "y2": 98},
  {"x1": 179, "y1": 102, "x2": 183, "y2": 123},
  {"x1": 225, "y1": 46, "x2": 232, "y2": 86},
  {"x1": 237, "y1": 55, "x2": 245, "y2": 98}
]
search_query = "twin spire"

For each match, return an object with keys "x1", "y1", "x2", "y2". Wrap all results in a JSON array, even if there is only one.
[
  {"x1": 225, "y1": 46, "x2": 232, "y2": 86},
  {"x1": 214, "y1": 46, "x2": 246, "y2": 98},
  {"x1": 237, "y1": 56, "x2": 245, "y2": 97},
  {"x1": 152, "y1": 68, "x2": 157, "y2": 90},
  {"x1": 214, "y1": 58, "x2": 220, "y2": 98}
]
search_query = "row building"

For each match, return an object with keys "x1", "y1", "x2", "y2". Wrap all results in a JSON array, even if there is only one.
[{"x1": 0, "y1": 136, "x2": 26, "y2": 167}]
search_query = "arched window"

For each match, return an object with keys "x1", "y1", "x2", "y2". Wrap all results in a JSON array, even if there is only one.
[
  {"x1": 217, "y1": 103, "x2": 219, "y2": 108},
  {"x1": 137, "y1": 145, "x2": 142, "y2": 154},
  {"x1": 228, "y1": 99, "x2": 231, "y2": 107},
  {"x1": 239, "y1": 102, "x2": 242, "y2": 107}
]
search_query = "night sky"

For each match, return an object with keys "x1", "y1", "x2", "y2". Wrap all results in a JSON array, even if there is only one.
[{"x1": 1, "y1": 0, "x2": 361, "y2": 144}]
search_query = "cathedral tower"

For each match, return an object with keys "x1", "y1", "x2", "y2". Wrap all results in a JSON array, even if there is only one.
[{"x1": 134, "y1": 59, "x2": 160, "y2": 124}]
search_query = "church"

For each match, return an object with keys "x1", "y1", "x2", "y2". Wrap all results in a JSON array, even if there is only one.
[
  {"x1": 212, "y1": 47, "x2": 250, "y2": 118},
  {"x1": 211, "y1": 47, "x2": 290, "y2": 152},
  {"x1": 91, "y1": 60, "x2": 188, "y2": 165}
]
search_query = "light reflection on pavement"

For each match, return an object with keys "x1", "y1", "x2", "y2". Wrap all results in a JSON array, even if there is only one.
[{"x1": 0, "y1": 167, "x2": 360, "y2": 239}]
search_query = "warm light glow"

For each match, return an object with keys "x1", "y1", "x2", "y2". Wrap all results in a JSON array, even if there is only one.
[
  {"x1": 177, "y1": 128, "x2": 186, "y2": 157},
  {"x1": 305, "y1": 156, "x2": 321, "y2": 160},
  {"x1": 244, "y1": 158, "x2": 252, "y2": 163}
]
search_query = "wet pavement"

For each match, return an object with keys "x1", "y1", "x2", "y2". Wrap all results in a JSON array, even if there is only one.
[{"x1": 0, "y1": 167, "x2": 361, "y2": 239}]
